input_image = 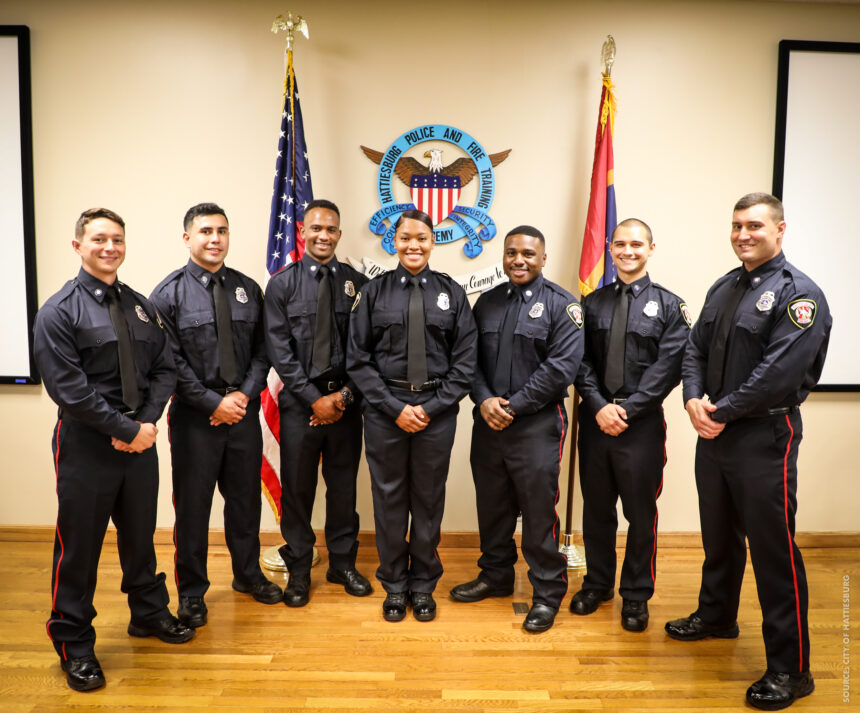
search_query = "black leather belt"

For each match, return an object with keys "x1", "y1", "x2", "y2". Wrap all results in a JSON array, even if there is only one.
[
  {"x1": 748, "y1": 405, "x2": 799, "y2": 418},
  {"x1": 211, "y1": 386, "x2": 239, "y2": 396},
  {"x1": 385, "y1": 378, "x2": 440, "y2": 392},
  {"x1": 312, "y1": 378, "x2": 345, "y2": 394}
]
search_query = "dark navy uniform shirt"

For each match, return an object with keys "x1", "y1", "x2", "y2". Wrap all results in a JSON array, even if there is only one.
[
  {"x1": 33, "y1": 268, "x2": 176, "y2": 443},
  {"x1": 264, "y1": 253, "x2": 368, "y2": 409},
  {"x1": 149, "y1": 259, "x2": 268, "y2": 415},
  {"x1": 682, "y1": 252, "x2": 832, "y2": 423},
  {"x1": 576, "y1": 274, "x2": 689, "y2": 421},
  {"x1": 347, "y1": 263, "x2": 478, "y2": 419},
  {"x1": 471, "y1": 274, "x2": 583, "y2": 415}
]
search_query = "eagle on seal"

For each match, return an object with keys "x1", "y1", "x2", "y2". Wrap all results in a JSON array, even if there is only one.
[{"x1": 360, "y1": 146, "x2": 511, "y2": 187}]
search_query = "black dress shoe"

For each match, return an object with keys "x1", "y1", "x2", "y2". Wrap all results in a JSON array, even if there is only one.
[
  {"x1": 664, "y1": 612, "x2": 739, "y2": 641},
  {"x1": 232, "y1": 578, "x2": 283, "y2": 604},
  {"x1": 283, "y1": 573, "x2": 310, "y2": 607},
  {"x1": 127, "y1": 614, "x2": 195, "y2": 643},
  {"x1": 382, "y1": 591, "x2": 408, "y2": 622},
  {"x1": 523, "y1": 603, "x2": 557, "y2": 633},
  {"x1": 326, "y1": 567, "x2": 373, "y2": 597},
  {"x1": 177, "y1": 596, "x2": 207, "y2": 628},
  {"x1": 620, "y1": 599, "x2": 649, "y2": 632},
  {"x1": 60, "y1": 654, "x2": 105, "y2": 692},
  {"x1": 411, "y1": 592, "x2": 437, "y2": 622},
  {"x1": 569, "y1": 587, "x2": 614, "y2": 615},
  {"x1": 746, "y1": 670, "x2": 814, "y2": 710},
  {"x1": 449, "y1": 578, "x2": 514, "y2": 603}
]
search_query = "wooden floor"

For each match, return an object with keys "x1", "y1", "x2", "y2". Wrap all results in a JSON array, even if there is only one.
[{"x1": 1, "y1": 538, "x2": 856, "y2": 712}]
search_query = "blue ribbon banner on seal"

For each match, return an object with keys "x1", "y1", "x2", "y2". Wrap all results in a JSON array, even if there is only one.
[{"x1": 367, "y1": 125, "x2": 503, "y2": 258}]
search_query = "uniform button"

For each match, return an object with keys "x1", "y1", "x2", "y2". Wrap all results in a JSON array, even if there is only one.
[
  {"x1": 96, "y1": 339, "x2": 102, "y2": 344},
  {"x1": 640, "y1": 329, "x2": 647, "y2": 335},
  {"x1": 752, "y1": 325, "x2": 758, "y2": 331},
  {"x1": 194, "y1": 320, "x2": 199, "y2": 325}
]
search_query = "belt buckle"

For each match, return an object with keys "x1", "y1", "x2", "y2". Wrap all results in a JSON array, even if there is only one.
[
  {"x1": 410, "y1": 383, "x2": 421, "y2": 392},
  {"x1": 327, "y1": 380, "x2": 338, "y2": 392},
  {"x1": 612, "y1": 397, "x2": 627, "y2": 405},
  {"x1": 122, "y1": 409, "x2": 137, "y2": 417},
  {"x1": 225, "y1": 386, "x2": 238, "y2": 394}
]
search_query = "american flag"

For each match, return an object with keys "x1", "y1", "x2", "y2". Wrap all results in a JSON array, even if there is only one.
[{"x1": 260, "y1": 50, "x2": 314, "y2": 520}]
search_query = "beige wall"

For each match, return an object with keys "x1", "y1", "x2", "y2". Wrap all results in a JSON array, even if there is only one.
[{"x1": 1, "y1": 0, "x2": 857, "y2": 534}]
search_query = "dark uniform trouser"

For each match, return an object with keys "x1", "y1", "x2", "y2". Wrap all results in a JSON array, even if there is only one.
[
  {"x1": 278, "y1": 404, "x2": 362, "y2": 576},
  {"x1": 695, "y1": 410, "x2": 809, "y2": 673},
  {"x1": 47, "y1": 418, "x2": 169, "y2": 660},
  {"x1": 363, "y1": 402, "x2": 458, "y2": 594},
  {"x1": 168, "y1": 398, "x2": 264, "y2": 597},
  {"x1": 578, "y1": 405, "x2": 666, "y2": 600},
  {"x1": 470, "y1": 402, "x2": 569, "y2": 609}
]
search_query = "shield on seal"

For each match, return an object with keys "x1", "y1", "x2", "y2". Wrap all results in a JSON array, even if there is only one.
[{"x1": 410, "y1": 173, "x2": 461, "y2": 226}]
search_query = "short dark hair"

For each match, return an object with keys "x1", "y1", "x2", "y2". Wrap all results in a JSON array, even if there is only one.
[
  {"x1": 733, "y1": 192, "x2": 784, "y2": 222},
  {"x1": 394, "y1": 209, "x2": 434, "y2": 234},
  {"x1": 613, "y1": 218, "x2": 653, "y2": 244},
  {"x1": 75, "y1": 207, "x2": 125, "y2": 240},
  {"x1": 504, "y1": 225, "x2": 545, "y2": 245},
  {"x1": 183, "y1": 202, "x2": 228, "y2": 232},
  {"x1": 304, "y1": 199, "x2": 340, "y2": 218}
]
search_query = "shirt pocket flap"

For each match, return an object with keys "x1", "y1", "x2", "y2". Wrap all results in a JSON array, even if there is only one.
[
  {"x1": 78, "y1": 325, "x2": 116, "y2": 348},
  {"x1": 177, "y1": 309, "x2": 214, "y2": 330},
  {"x1": 514, "y1": 321, "x2": 549, "y2": 340}
]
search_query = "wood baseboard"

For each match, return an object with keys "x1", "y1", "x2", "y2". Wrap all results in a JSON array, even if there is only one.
[{"x1": 1, "y1": 525, "x2": 858, "y2": 548}]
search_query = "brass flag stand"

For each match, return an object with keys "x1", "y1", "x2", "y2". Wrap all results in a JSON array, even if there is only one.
[{"x1": 260, "y1": 11, "x2": 318, "y2": 574}]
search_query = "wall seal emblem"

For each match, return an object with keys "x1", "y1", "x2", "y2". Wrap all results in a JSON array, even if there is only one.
[{"x1": 361, "y1": 125, "x2": 510, "y2": 258}]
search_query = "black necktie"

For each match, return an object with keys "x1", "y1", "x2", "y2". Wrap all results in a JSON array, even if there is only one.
[
  {"x1": 105, "y1": 286, "x2": 140, "y2": 411},
  {"x1": 604, "y1": 283, "x2": 630, "y2": 395},
  {"x1": 407, "y1": 277, "x2": 428, "y2": 388},
  {"x1": 312, "y1": 265, "x2": 333, "y2": 374},
  {"x1": 492, "y1": 288, "x2": 519, "y2": 395},
  {"x1": 706, "y1": 270, "x2": 750, "y2": 397},
  {"x1": 212, "y1": 275, "x2": 238, "y2": 386}
]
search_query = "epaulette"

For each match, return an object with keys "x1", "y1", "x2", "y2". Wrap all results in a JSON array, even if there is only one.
[{"x1": 149, "y1": 268, "x2": 185, "y2": 296}]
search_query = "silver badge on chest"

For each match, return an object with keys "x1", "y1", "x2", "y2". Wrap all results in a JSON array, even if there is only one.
[
  {"x1": 344, "y1": 280, "x2": 355, "y2": 297},
  {"x1": 756, "y1": 290, "x2": 775, "y2": 312},
  {"x1": 529, "y1": 302, "x2": 544, "y2": 318},
  {"x1": 437, "y1": 292, "x2": 450, "y2": 310},
  {"x1": 643, "y1": 300, "x2": 659, "y2": 317},
  {"x1": 235, "y1": 286, "x2": 248, "y2": 304},
  {"x1": 135, "y1": 305, "x2": 150, "y2": 323}
]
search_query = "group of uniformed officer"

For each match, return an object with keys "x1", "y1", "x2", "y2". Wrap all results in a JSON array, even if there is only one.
[{"x1": 35, "y1": 193, "x2": 830, "y2": 710}]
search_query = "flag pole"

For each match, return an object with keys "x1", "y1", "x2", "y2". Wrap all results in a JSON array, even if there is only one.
[
  {"x1": 560, "y1": 35, "x2": 618, "y2": 572},
  {"x1": 260, "y1": 11, "x2": 318, "y2": 573}
]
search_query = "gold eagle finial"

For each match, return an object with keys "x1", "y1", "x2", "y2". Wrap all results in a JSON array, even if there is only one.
[
  {"x1": 601, "y1": 35, "x2": 616, "y2": 78},
  {"x1": 272, "y1": 12, "x2": 309, "y2": 51}
]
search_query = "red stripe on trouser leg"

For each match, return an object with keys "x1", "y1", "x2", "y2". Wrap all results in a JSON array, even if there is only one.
[{"x1": 782, "y1": 414, "x2": 804, "y2": 672}]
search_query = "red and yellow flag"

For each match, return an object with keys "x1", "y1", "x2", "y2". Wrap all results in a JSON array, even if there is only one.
[{"x1": 578, "y1": 76, "x2": 618, "y2": 296}]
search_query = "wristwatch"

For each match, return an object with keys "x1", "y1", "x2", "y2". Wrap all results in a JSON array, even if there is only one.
[{"x1": 340, "y1": 387, "x2": 354, "y2": 407}]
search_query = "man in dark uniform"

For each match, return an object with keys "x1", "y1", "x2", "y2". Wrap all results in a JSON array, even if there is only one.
[
  {"x1": 348, "y1": 209, "x2": 477, "y2": 623},
  {"x1": 570, "y1": 218, "x2": 689, "y2": 632},
  {"x1": 34, "y1": 208, "x2": 194, "y2": 692},
  {"x1": 449, "y1": 225, "x2": 583, "y2": 633},
  {"x1": 665, "y1": 193, "x2": 831, "y2": 710},
  {"x1": 264, "y1": 199, "x2": 372, "y2": 606},
  {"x1": 150, "y1": 203, "x2": 282, "y2": 628}
]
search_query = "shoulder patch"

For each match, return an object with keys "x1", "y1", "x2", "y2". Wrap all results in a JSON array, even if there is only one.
[
  {"x1": 351, "y1": 291, "x2": 362, "y2": 312},
  {"x1": 787, "y1": 298, "x2": 816, "y2": 329},
  {"x1": 566, "y1": 302, "x2": 583, "y2": 329},
  {"x1": 680, "y1": 302, "x2": 693, "y2": 328}
]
